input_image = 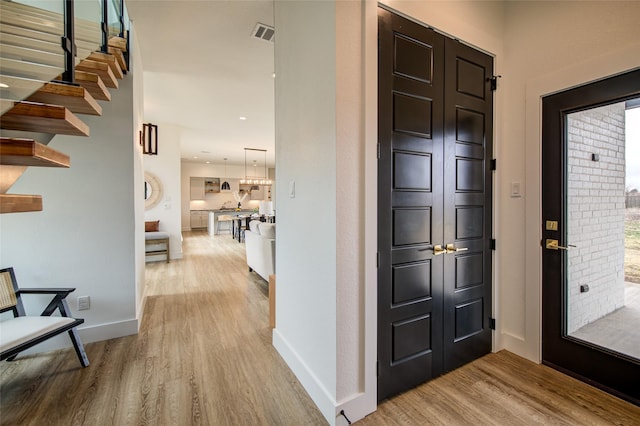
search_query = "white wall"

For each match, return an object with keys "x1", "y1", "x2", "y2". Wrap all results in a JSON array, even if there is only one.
[
  {"x1": 143, "y1": 124, "x2": 183, "y2": 260},
  {"x1": 273, "y1": 0, "x2": 338, "y2": 424},
  {"x1": 130, "y1": 22, "x2": 147, "y2": 321},
  {"x1": 0, "y1": 34, "x2": 144, "y2": 349}
]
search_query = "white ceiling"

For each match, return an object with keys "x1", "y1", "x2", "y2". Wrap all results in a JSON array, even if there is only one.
[{"x1": 125, "y1": 0, "x2": 275, "y2": 167}]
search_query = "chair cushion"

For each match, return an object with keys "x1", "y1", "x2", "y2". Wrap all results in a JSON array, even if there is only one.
[
  {"x1": 0, "y1": 316, "x2": 76, "y2": 353},
  {"x1": 145, "y1": 220, "x2": 160, "y2": 232},
  {"x1": 249, "y1": 220, "x2": 262, "y2": 233},
  {"x1": 145, "y1": 231, "x2": 170, "y2": 240},
  {"x1": 258, "y1": 223, "x2": 276, "y2": 239}
]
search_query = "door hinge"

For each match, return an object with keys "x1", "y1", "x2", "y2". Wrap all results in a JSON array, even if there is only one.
[
  {"x1": 490, "y1": 159, "x2": 497, "y2": 171},
  {"x1": 377, "y1": 143, "x2": 381, "y2": 159},
  {"x1": 490, "y1": 239, "x2": 496, "y2": 250},
  {"x1": 489, "y1": 75, "x2": 502, "y2": 91},
  {"x1": 377, "y1": 360, "x2": 380, "y2": 377},
  {"x1": 489, "y1": 318, "x2": 496, "y2": 330},
  {"x1": 376, "y1": 252, "x2": 380, "y2": 268}
]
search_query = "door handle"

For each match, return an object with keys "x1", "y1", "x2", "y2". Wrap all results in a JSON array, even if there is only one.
[
  {"x1": 545, "y1": 239, "x2": 576, "y2": 250},
  {"x1": 433, "y1": 245, "x2": 447, "y2": 256},
  {"x1": 446, "y1": 243, "x2": 468, "y2": 254}
]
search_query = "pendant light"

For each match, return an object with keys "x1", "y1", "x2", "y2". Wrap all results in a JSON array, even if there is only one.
[
  {"x1": 240, "y1": 148, "x2": 272, "y2": 186},
  {"x1": 221, "y1": 158, "x2": 231, "y2": 191}
]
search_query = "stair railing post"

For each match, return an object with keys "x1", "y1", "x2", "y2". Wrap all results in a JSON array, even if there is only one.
[
  {"x1": 119, "y1": 0, "x2": 125, "y2": 38},
  {"x1": 101, "y1": 0, "x2": 109, "y2": 53},
  {"x1": 61, "y1": 0, "x2": 76, "y2": 84}
]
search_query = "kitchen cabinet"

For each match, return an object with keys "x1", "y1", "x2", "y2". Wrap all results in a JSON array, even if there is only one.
[
  {"x1": 190, "y1": 210, "x2": 208, "y2": 229},
  {"x1": 204, "y1": 178, "x2": 220, "y2": 194},
  {"x1": 191, "y1": 177, "x2": 220, "y2": 200},
  {"x1": 190, "y1": 177, "x2": 205, "y2": 200}
]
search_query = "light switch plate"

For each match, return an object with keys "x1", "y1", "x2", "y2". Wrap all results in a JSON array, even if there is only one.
[
  {"x1": 78, "y1": 296, "x2": 90, "y2": 311},
  {"x1": 511, "y1": 181, "x2": 522, "y2": 198},
  {"x1": 289, "y1": 180, "x2": 295, "y2": 198}
]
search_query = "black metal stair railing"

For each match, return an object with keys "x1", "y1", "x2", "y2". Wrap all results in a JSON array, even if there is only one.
[
  {"x1": 59, "y1": 0, "x2": 129, "y2": 84},
  {"x1": 61, "y1": 0, "x2": 76, "y2": 84}
]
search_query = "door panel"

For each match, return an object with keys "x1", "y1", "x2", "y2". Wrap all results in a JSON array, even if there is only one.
[
  {"x1": 542, "y1": 68, "x2": 640, "y2": 405},
  {"x1": 378, "y1": 8, "x2": 444, "y2": 401},
  {"x1": 443, "y1": 39, "x2": 493, "y2": 371},
  {"x1": 378, "y1": 7, "x2": 493, "y2": 401}
]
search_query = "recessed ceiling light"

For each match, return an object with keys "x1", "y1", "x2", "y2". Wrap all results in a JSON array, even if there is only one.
[
  {"x1": 239, "y1": 116, "x2": 247, "y2": 121},
  {"x1": 193, "y1": 156, "x2": 198, "y2": 159},
  {"x1": 0, "y1": 83, "x2": 8, "y2": 88},
  {"x1": 206, "y1": 161, "x2": 211, "y2": 164}
]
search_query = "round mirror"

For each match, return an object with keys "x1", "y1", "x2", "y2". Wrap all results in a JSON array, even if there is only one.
[
  {"x1": 144, "y1": 181, "x2": 153, "y2": 200},
  {"x1": 144, "y1": 171, "x2": 163, "y2": 210}
]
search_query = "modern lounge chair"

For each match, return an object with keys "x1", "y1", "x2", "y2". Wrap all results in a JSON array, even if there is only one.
[{"x1": 0, "y1": 267, "x2": 89, "y2": 367}]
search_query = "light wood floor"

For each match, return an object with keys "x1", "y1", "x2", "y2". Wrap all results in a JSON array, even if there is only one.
[{"x1": 2, "y1": 231, "x2": 639, "y2": 425}]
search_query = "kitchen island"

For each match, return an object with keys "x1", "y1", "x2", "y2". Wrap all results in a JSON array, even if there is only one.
[{"x1": 207, "y1": 209, "x2": 257, "y2": 236}]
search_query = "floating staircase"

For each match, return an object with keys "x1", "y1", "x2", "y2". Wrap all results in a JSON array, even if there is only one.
[{"x1": 0, "y1": 0, "x2": 129, "y2": 213}]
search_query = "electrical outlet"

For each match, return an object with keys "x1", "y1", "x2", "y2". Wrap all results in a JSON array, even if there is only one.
[{"x1": 78, "y1": 296, "x2": 90, "y2": 311}]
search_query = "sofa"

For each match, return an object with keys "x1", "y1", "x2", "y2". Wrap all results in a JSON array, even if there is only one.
[{"x1": 244, "y1": 220, "x2": 275, "y2": 281}]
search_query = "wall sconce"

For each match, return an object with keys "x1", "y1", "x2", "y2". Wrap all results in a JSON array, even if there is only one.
[{"x1": 141, "y1": 123, "x2": 158, "y2": 155}]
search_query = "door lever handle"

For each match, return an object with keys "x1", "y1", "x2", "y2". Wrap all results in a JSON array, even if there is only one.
[
  {"x1": 545, "y1": 239, "x2": 576, "y2": 250},
  {"x1": 433, "y1": 245, "x2": 447, "y2": 256},
  {"x1": 446, "y1": 243, "x2": 468, "y2": 254}
]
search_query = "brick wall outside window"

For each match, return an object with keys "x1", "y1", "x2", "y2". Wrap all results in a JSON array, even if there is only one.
[{"x1": 566, "y1": 102, "x2": 626, "y2": 334}]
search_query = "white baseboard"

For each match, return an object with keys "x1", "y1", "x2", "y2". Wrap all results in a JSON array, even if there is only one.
[
  {"x1": 20, "y1": 318, "x2": 140, "y2": 356},
  {"x1": 273, "y1": 329, "x2": 338, "y2": 425},
  {"x1": 501, "y1": 332, "x2": 533, "y2": 361}
]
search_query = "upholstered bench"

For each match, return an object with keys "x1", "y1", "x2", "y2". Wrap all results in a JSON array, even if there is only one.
[{"x1": 145, "y1": 232, "x2": 170, "y2": 263}]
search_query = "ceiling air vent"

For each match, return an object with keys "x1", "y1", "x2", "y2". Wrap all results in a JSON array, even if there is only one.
[{"x1": 252, "y1": 23, "x2": 274, "y2": 43}]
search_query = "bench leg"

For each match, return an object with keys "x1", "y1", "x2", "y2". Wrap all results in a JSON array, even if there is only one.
[
  {"x1": 165, "y1": 238, "x2": 170, "y2": 263},
  {"x1": 68, "y1": 328, "x2": 90, "y2": 367}
]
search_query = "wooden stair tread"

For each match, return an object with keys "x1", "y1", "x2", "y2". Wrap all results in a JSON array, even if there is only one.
[
  {"x1": 1, "y1": 101, "x2": 90, "y2": 136},
  {"x1": 108, "y1": 46, "x2": 127, "y2": 72},
  {"x1": 26, "y1": 81, "x2": 101, "y2": 116},
  {"x1": 0, "y1": 0, "x2": 108, "y2": 34},
  {"x1": 0, "y1": 75, "x2": 45, "y2": 114},
  {"x1": 0, "y1": 43, "x2": 64, "y2": 68},
  {"x1": 72, "y1": 71, "x2": 111, "y2": 102},
  {"x1": 0, "y1": 56, "x2": 63, "y2": 85},
  {"x1": 0, "y1": 22, "x2": 97, "y2": 56},
  {"x1": 108, "y1": 36, "x2": 127, "y2": 51},
  {"x1": 0, "y1": 194, "x2": 42, "y2": 213},
  {"x1": 0, "y1": 138, "x2": 70, "y2": 167},
  {"x1": 0, "y1": 7, "x2": 102, "y2": 43},
  {"x1": 75, "y1": 59, "x2": 118, "y2": 89},
  {"x1": 87, "y1": 52, "x2": 124, "y2": 79},
  {"x1": 1, "y1": 31, "x2": 61, "y2": 54}
]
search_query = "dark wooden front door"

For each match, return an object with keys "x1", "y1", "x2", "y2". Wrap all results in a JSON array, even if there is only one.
[
  {"x1": 378, "y1": 8, "x2": 493, "y2": 401},
  {"x1": 541, "y1": 69, "x2": 640, "y2": 405}
]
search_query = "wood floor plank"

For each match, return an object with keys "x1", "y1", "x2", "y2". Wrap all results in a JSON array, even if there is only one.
[
  {"x1": 0, "y1": 232, "x2": 325, "y2": 425},
  {"x1": 1, "y1": 232, "x2": 639, "y2": 425}
]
